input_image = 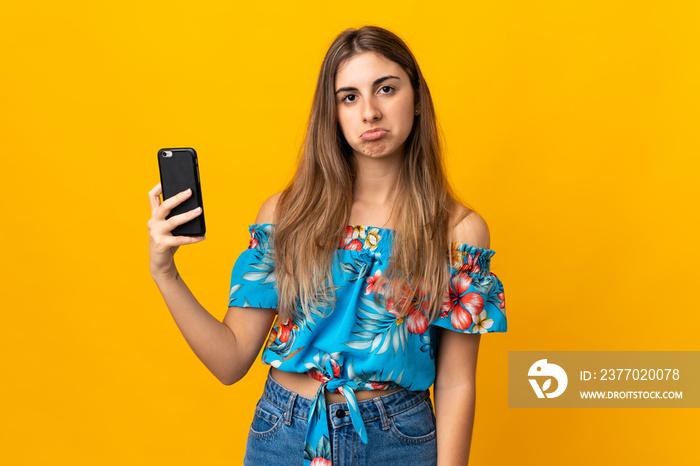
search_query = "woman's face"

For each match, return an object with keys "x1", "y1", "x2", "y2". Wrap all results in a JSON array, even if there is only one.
[{"x1": 334, "y1": 52, "x2": 417, "y2": 162}]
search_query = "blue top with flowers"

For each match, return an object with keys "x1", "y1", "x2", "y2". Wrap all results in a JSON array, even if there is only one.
[{"x1": 228, "y1": 223, "x2": 507, "y2": 465}]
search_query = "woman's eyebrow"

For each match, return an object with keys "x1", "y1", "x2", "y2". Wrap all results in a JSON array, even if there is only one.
[{"x1": 335, "y1": 75, "x2": 400, "y2": 94}]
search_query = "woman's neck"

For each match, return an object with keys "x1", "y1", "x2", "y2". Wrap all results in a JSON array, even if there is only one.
[
  {"x1": 352, "y1": 152, "x2": 402, "y2": 205},
  {"x1": 350, "y1": 151, "x2": 403, "y2": 229}
]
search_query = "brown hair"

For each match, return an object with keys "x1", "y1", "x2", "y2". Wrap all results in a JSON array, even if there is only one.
[{"x1": 273, "y1": 25, "x2": 468, "y2": 323}]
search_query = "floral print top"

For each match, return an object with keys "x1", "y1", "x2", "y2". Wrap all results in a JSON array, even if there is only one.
[{"x1": 228, "y1": 223, "x2": 507, "y2": 465}]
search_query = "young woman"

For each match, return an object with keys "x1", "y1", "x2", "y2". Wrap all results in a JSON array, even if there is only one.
[{"x1": 148, "y1": 26, "x2": 507, "y2": 466}]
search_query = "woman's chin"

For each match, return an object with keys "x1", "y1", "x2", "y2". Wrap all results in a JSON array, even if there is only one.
[{"x1": 353, "y1": 142, "x2": 401, "y2": 159}]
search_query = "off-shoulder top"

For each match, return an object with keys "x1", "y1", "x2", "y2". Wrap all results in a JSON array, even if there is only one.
[{"x1": 228, "y1": 224, "x2": 507, "y2": 465}]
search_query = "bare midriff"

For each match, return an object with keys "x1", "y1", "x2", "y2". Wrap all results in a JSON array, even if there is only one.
[{"x1": 270, "y1": 367, "x2": 401, "y2": 403}]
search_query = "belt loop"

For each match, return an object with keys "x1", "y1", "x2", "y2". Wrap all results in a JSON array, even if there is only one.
[
  {"x1": 374, "y1": 397, "x2": 390, "y2": 431},
  {"x1": 284, "y1": 392, "x2": 297, "y2": 425}
]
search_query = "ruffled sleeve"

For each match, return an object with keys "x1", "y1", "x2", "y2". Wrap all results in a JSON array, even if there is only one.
[
  {"x1": 228, "y1": 224, "x2": 278, "y2": 310},
  {"x1": 431, "y1": 242, "x2": 507, "y2": 334}
]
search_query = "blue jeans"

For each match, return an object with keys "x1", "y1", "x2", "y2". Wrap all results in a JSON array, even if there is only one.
[{"x1": 244, "y1": 370, "x2": 438, "y2": 465}]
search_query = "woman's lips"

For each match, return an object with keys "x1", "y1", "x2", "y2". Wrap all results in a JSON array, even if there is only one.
[{"x1": 360, "y1": 129, "x2": 388, "y2": 141}]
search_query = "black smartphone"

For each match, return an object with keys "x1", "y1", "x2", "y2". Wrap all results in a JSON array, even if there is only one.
[{"x1": 157, "y1": 147, "x2": 206, "y2": 237}]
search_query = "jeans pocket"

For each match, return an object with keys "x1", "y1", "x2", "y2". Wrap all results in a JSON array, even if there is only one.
[
  {"x1": 249, "y1": 397, "x2": 284, "y2": 439},
  {"x1": 389, "y1": 398, "x2": 437, "y2": 444}
]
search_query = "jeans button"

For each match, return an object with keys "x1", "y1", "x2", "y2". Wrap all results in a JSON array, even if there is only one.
[{"x1": 335, "y1": 409, "x2": 346, "y2": 418}]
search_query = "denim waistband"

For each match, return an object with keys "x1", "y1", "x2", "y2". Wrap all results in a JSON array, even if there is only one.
[{"x1": 261, "y1": 370, "x2": 431, "y2": 429}]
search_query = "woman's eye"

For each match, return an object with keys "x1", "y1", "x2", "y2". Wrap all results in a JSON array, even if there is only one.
[
  {"x1": 380, "y1": 86, "x2": 394, "y2": 94},
  {"x1": 342, "y1": 94, "x2": 356, "y2": 103}
]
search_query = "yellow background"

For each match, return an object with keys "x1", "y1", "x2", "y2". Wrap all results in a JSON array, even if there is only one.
[{"x1": 2, "y1": 0, "x2": 698, "y2": 464}]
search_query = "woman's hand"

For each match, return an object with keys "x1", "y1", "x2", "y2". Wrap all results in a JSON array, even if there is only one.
[{"x1": 147, "y1": 182, "x2": 205, "y2": 279}]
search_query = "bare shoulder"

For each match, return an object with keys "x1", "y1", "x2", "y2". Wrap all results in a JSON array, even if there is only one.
[
  {"x1": 254, "y1": 191, "x2": 283, "y2": 224},
  {"x1": 451, "y1": 204, "x2": 491, "y2": 250}
]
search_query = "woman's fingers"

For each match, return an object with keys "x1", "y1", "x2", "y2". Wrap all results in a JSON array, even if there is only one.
[
  {"x1": 148, "y1": 183, "x2": 193, "y2": 220},
  {"x1": 157, "y1": 188, "x2": 193, "y2": 219},
  {"x1": 147, "y1": 205, "x2": 202, "y2": 237},
  {"x1": 147, "y1": 183, "x2": 204, "y2": 278},
  {"x1": 148, "y1": 183, "x2": 163, "y2": 216},
  {"x1": 165, "y1": 206, "x2": 203, "y2": 231},
  {"x1": 147, "y1": 183, "x2": 202, "y2": 236}
]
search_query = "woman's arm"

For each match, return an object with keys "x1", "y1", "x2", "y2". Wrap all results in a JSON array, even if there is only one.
[
  {"x1": 434, "y1": 206, "x2": 490, "y2": 464},
  {"x1": 434, "y1": 331, "x2": 480, "y2": 466},
  {"x1": 148, "y1": 184, "x2": 277, "y2": 385},
  {"x1": 151, "y1": 272, "x2": 276, "y2": 386}
]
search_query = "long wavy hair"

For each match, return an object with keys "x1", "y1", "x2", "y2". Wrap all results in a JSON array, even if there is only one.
[{"x1": 273, "y1": 25, "x2": 469, "y2": 323}]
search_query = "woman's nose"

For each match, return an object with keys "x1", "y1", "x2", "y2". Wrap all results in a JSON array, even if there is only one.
[{"x1": 362, "y1": 99, "x2": 381, "y2": 122}]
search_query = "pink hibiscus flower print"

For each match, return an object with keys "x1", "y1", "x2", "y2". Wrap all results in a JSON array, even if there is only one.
[
  {"x1": 406, "y1": 307, "x2": 429, "y2": 334},
  {"x1": 305, "y1": 367, "x2": 330, "y2": 384},
  {"x1": 344, "y1": 239, "x2": 363, "y2": 250},
  {"x1": 277, "y1": 318, "x2": 297, "y2": 343},
  {"x1": 364, "y1": 270, "x2": 383, "y2": 295},
  {"x1": 329, "y1": 358, "x2": 341, "y2": 378},
  {"x1": 339, "y1": 225, "x2": 363, "y2": 250},
  {"x1": 310, "y1": 458, "x2": 332, "y2": 466},
  {"x1": 337, "y1": 226, "x2": 352, "y2": 246},
  {"x1": 386, "y1": 283, "x2": 429, "y2": 335},
  {"x1": 441, "y1": 272, "x2": 484, "y2": 331},
  {"x1": 463, "y1": 252, "x2": 481, "y2": 274},
  {"x1": 248, "y1": 228, "x2": 258, "y2": 249}
]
